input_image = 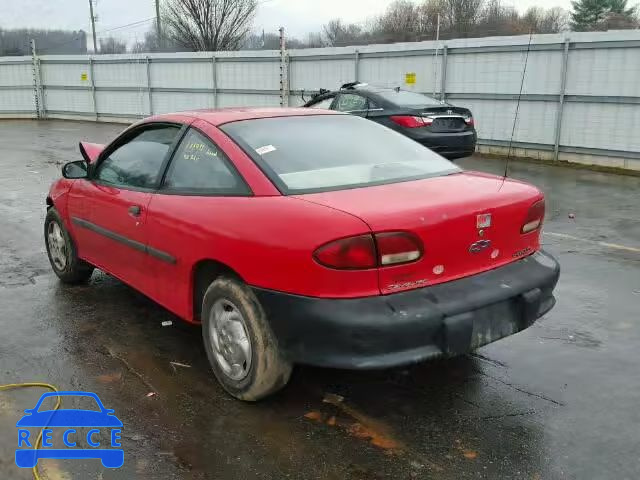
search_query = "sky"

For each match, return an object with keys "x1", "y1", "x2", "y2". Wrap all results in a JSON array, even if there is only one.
[{"x1": 2, "y1": 0, "x2": 575, "y2": 46}]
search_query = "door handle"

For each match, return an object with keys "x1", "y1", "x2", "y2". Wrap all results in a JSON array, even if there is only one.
[{"x1": 128, "y1": 205, "x2": 142, "y2": 217}]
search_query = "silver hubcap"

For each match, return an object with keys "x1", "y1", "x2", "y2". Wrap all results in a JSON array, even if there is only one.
[
  {"x1": 47, "y1": 221, "x2": 67, "y2": 271},
  {"x1": 209, "y1": 299, "x2": 252, "y2": 381}
]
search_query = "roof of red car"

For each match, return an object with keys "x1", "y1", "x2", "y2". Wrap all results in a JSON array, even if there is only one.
[{"x1": 148, "y1": 107, "x2": 340, "y2": 126}]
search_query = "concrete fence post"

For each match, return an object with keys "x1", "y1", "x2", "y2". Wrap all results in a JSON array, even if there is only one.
[
  {"x1": 30, "y1": 39, "x2": 43, "y2": 119},
  {"x1": 440, "y1": 45, "x2": 448, "y2": 102},
  {"x1": 354, "y1": 49, "x2": 360, "y2": 82},
  {"x1": 37, "y1": 56, "x2": 46, "y2": 117},
  {"x1": 554, "y1": 38, "x2": 570, "y2": 162},
  {"x1": 145, "y1": 56, "x2": 153, "y2": 116},
  {"x1": 212, "y1": 55, "x2": 218, "y2": 108},
  {"x1": 286, "y1": 54, "x2": 292, "y2": 106},
  {"x1": 88, "y1": 57, "x2": 98, "y2": 120},
  {"x1": 279, "y1": 27, "x2": 288, "y2": 107}
]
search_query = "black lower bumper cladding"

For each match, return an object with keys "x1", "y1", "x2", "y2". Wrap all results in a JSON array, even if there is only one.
[{"x1": 254, "y1": 251, "x2": 560, "y2": 369}]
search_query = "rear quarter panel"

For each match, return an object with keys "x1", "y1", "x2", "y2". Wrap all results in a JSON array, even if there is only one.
[{"x1": 145, "y1": 195, "x2": 377, "y2": 322}]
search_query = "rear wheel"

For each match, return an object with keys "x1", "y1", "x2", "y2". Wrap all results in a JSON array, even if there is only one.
[
  {"x1": 201, "y1": 276, "x2": 292, "y2": 401},
  {"x1": 44, "y1": 208, "x2": 94, "y2": 284}
]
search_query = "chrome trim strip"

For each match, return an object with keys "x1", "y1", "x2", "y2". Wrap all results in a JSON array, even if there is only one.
[{"x1": 71, "y1": 217, "x2": 176, "y2": 264}]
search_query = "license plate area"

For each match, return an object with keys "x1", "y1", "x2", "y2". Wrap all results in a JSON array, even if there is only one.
[
  {"x1": 443, "y1": 299, "x2": 522, "y2": 355},
  {"x1": 469, "y1": 300, "x2": 520, "y2": 349},
  {"x1": 432, "y1": 117, "x2": 465, "y2": 131}
]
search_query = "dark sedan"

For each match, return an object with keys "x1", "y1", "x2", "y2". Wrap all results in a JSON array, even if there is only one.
[{"x1": 304, "y1": 83, "x2": 477, "y2": 160}]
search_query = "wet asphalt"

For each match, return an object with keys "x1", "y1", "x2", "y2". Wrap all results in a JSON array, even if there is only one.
[{"x1": 0, "y1": 119, "x2": 639, "y2": 480}]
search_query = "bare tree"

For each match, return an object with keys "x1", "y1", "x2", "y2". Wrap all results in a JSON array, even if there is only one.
[
  {"x1": 478, "y1": 0, "x2": 522, "y2": 36},
  {"x1": 0, "y1": 28, "x2": 86, "y2": 56},
  {"x1": 420, "y1": 0, "x2": 448, "y2": 35},
  {"x1": 243, "y1": 32, "x2": 279, "y2": 49},
  {"x1": 131, "y1": 27, "x2": 186, "y2": 53},
  {"x1": 375, "y1": 0, "x2": 424, "y2": 42},
  {"x1": 540, "y1": 7, "x2": 570, "y2": 32},
  {"x1": 132, "y1": 28, "x2": 161, "y2": 53},
  {"x1": 304, "y1": 32, "x2": 326, "y2": 48},
  {"x1": 521, "y1": 6, "x2": 569, "y2": 33},
  {"x1": 442, "y1": 0, "x2": 485, "y2": 36},
  {"x1": 236, "y1": 0, "x2": 571, "y2": 52},
  {"x1": 596, "y1": 10, "x2": 639, "y2": 29},
  {"x1": 323, "y1": 19, "x2": 363, "y2": 46},
  {"x1": 163, "y1": 0, "x2": 258, "y2": 51},
  {"x1": 99, "y1": 37, "x2": 127, "y2": 54}
]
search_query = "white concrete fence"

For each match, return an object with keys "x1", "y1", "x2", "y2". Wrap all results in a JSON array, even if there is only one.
[{"x1": 1, "y1": 30, "x2": 639, "y2": 171}]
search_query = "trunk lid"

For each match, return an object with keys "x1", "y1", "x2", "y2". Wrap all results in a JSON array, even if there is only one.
[
  {"x1": 416, "y1": 106, "x2": 471, "y2": 133},
  {"x1": 296, "y1": 172, "x2": 543, "y2": 295}
]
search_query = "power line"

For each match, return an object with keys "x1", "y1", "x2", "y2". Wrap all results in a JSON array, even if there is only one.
[
  {"x1": 37, "y1": 17, "x2": 156, "y2": 54},
  {"x1": 97, "y1": 18, "x2": 157, "y2": 35}
]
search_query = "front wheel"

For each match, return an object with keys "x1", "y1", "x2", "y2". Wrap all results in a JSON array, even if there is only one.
[
  {"x1": 201, "y1": 276, "x2": 292, "y2": 401},
  {"x1": 44, "y1": 207, "x2": 94, "y2": 284}
]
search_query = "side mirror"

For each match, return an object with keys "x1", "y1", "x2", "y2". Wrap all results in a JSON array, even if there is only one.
[{"x1": 62, "y1": 160, "x2": 88, "y2": 179}]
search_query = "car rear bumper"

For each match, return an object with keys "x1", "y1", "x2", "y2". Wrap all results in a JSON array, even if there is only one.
[
  {"x1": 410, "y1": 130, "x2": 477, "y2": 159},
  {"x1": 253, "y1": 250, "x2": 560, "y2": 369}
]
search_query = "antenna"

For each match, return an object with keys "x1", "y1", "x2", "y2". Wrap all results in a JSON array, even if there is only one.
[{"x1": 502, "y1": 31, "x2": 534, "y2": 184}]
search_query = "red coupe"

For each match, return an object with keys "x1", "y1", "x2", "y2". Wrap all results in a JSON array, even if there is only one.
[{"x1": 45, "y1": 108, "x2": 559, "y2": 401}]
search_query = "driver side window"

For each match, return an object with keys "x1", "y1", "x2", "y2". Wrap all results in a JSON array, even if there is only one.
[{"x1": 96, "y1": 126, "x2": 180, "y2": 189}]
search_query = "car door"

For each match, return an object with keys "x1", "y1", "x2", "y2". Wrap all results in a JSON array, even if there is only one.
[
  {"x1": 144, "y1": 122, "x2": 252, "y2": 319},
  {"x1": 67, "y1": 123, "x2": 184, "y2": 293},
  {"x1": 332, "y1": 92, "x2": 370, "y2": 117}
]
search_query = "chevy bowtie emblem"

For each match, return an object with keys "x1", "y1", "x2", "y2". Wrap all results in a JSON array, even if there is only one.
[
  {"x1": 469, "y1": 239, "x2": 492, "y2": 253},
  {"x1": 477, "y1": 213, "x2": 492, "y2": 229}
]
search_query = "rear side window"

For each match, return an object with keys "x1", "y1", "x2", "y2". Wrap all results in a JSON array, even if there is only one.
[
  {"x1": 221, "y1": 115, "x2": 459, "y2": 194},
  {"x1": 334, "y1": 93, "x2": 367, "y2": 112},
  {"x1": 162, "y1": 129, "x2": 250, "y2": 195},
  {"x1": 96, "y1": 126, "x2": 180, "y2": 189}
]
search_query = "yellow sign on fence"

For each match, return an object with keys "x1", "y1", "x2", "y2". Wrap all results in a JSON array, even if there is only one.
[
  {"x1": 80, "y1": 72, "x2": 88, "y2": 81},
  {"x1": 405, "y1": 72, "x2": 416, "y2": 85}
]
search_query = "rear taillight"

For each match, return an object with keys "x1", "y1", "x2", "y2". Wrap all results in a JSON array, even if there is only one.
[
  {"x1": 521, "y1": 199, "x2": 545, "y2": 234},
  {"x1": 390, "y1": 115, "x2": 433, "y2": 128},
  {"x1": 313, "y1": 235, "x2": 377, "y2": 270},
  {"x1": 464, "y1": 116, "x2": 474, "y2": 126},
  {"x1": 313, "y1": 232, "x2": 423, "y2": 270},
  {"x1": 376, "y1": 232, "x2": 423, "y2": 266}
]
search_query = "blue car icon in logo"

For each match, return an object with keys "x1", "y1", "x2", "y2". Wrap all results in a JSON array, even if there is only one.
[{"x1": 15, "y1": 391, "x2": 123, "y2": 468}]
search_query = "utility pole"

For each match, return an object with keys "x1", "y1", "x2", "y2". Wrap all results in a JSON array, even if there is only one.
[
  {"x1": 155, "y1": 0, "x2": 163, "y2": 50},
  {"x1": 89, "y1": 0, "x2": 98, "y2": 54}
]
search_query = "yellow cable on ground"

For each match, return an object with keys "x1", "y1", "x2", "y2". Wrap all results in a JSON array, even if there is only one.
[{"x1": 0, "y1": 382, "x2": 61, "y2": 480}]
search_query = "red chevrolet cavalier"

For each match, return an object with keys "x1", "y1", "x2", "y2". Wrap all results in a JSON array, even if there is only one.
[{"x1": 45, "y1": 108, "x2": 559, "y2": 400}]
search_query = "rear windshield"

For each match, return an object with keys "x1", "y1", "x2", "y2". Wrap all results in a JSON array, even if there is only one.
[
  {"x1": 221, "y1": 115, "x2": 460, "y2": 194},
  {"x1": 375, "y1": 90, "x2": 442, "y2": 108}
]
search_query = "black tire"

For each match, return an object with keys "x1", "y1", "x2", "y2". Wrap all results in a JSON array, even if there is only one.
[
  {"x1": 44, "y1": 207, "x2": 94, "y2": 284},
  {"x1": 201, "y1": 276, "x2": 292, "y2": 401}
]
